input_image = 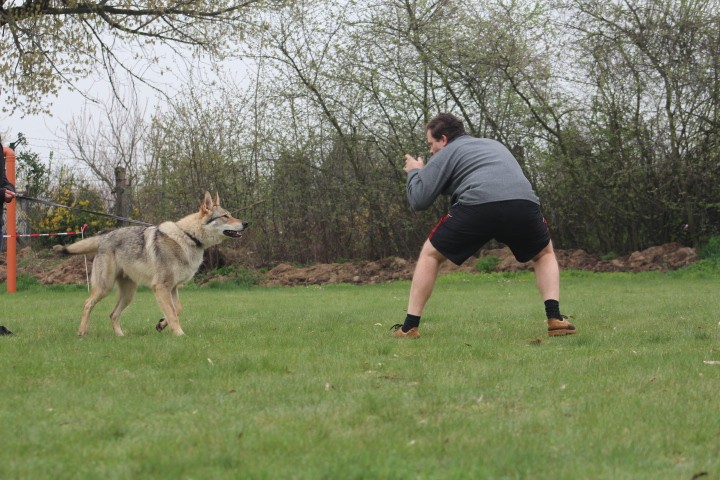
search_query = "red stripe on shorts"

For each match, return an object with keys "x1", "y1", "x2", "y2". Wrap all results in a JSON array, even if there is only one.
[{"x1": 428, "y1": 213, "x2": 451, "y2": 240}]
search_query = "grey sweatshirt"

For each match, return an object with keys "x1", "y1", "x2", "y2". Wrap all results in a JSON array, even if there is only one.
[{"x1": 406, "y1": 135, "x2": 539, "y2": 211}]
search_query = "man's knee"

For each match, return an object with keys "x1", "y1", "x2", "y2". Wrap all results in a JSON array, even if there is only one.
[
  {"x1": 531, "y1": 241, "x2": 555, "y2": 263},
  {"x1": 420, "y1": 240, "x2": 448, "y2": 263}
]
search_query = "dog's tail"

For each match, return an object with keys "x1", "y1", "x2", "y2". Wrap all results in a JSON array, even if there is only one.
[{"x1": 53, "y1": 237, "x2": 102, "y2": 256}]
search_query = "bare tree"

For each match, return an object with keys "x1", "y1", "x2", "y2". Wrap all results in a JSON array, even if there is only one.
[
  {"x1": 0, "y1": 0, "x2": 287, "y2": 115},
  {"x1": 553, "y1": 0, "x2": 720, "y2": 249},
  {"x1": 65, "y1": 94, "x2": 148, "y2": 209}
]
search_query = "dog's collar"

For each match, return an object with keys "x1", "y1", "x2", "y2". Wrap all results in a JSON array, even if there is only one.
[{"x1": 182, "y1": 230, "x2": 203, "y2": 248}]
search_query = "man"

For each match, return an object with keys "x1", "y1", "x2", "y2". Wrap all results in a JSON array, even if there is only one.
[
  {"x1": 0, "y1": 137, "x2": 16, "y2": 336},
  {"x1": 392, "y1": 112, "x2": 575, "y2": 338}
]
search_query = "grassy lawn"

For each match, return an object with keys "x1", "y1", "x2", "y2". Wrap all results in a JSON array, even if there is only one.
[{"x1": 1, "y1": 269, "x2": 718, "y2": 479}]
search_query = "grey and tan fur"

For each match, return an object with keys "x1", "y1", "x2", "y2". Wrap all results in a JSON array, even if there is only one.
[{"x1": 54, "y1": 192, "x2": 248, "y2": 337}]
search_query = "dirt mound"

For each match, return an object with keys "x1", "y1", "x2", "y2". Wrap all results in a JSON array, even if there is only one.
[
  {"x1": 263, "y1": 257, "x2": 416, "y2": 286},
  {"x1": 0, "y1": 242, "x2": 699, "y2": 287},
  {"x1": 263, "y1": 242, "x2": 698, "y2": 286},
  {"x1": 38, "y1": 256, "x2": 91, "y2": 285},
  {"x1": 486, "y1": 242, "x2": 698, "y2": 273}
]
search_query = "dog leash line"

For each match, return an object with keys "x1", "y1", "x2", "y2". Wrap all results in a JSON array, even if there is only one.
[{"x1": 15, "y1": 194, "x2": 154, "y2": 226}]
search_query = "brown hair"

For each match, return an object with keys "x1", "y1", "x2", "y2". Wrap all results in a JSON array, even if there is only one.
[{"x1": 426, "y1": 112, "x2": 466, "y2": 142}]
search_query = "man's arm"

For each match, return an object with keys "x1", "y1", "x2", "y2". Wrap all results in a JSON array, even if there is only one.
[{"x1": 405, "y1": 153, "x2": 451, "y2": 211}]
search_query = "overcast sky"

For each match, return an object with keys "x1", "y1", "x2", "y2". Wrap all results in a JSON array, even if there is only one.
[
  {"x1": 1, "y1": 38, "x2": 231, "y2": 168},
  {"x1": 2, "y1": 70, "x2": 169, "y2": 168},
  {"x1": 5, "y1": 94, "x2": 91, "y2": 164},
  {"x1": 3, "y1": 51, "x2": 258, "y2": 173}
]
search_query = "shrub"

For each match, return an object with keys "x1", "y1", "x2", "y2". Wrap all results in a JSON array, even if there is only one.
[
  {"x1": 698, "y1": 236, "x2": 720, "y2": 259},
  {"x1": 601, "y1": 252, "x2": 618, "y2": 261},
  {"x1": 475, "y1": 255, "x2": 500, "y2": 273},
  {"x1": 204, "y1": 266, "x2": 261, "y2": 289}
]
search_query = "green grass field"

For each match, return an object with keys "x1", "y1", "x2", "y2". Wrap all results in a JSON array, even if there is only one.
[{"x1": 1, "y1": 269, "x2": 719, "y2": 479}]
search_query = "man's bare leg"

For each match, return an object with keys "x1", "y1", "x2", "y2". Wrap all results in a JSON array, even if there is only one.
[
  {"x1": 532, "y1": 241, "x2": 575, "y2": 335},
  {"x1": 394, "y1": 240, "x2": 448, "y2": 337}
]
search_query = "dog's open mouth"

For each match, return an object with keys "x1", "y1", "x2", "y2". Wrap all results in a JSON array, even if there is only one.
[{"x1": 223, "y1": 230, "x2": 244, "y2": 238}]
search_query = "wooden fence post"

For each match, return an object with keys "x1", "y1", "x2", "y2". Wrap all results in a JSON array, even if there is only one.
[{"x1": 114, "y1": 167, "x2": 131, "y2": 227}]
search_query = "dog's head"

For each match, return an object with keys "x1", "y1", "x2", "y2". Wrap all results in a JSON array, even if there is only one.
[{"x1": 199, "y1": 192, "x2": 249, "y2": 241}]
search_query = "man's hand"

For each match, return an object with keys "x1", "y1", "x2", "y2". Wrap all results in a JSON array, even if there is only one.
[
  {"x1": 4, "y1": 189, "x2": 15, "y2": 203},
  {"x1": 403, "y1": 154, "x2": 425, "y2": 173}
]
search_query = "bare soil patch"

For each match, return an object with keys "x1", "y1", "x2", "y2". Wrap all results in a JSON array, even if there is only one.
[
  {"x1": 0, "y1": 242, "x2": 698, "y2": 287},
  {"x1": 262, "y1": 242, "x2": 698, "y2": 286}
]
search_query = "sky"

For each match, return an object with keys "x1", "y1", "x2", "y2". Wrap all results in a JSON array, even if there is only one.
[
  {"x1": 5, "y1": 95, "x2": 93, "y2": 166},
  {"x1": 1, "y1": 82, "x2": 172, "y2": 197},
  {"x1": 3, "y1": 73, "x2": 169, "y2": 168},
  {"x1": 1, "y1": 35, "x2": 232, "y2": 170},
  {"x1": 2, "y1": 49, "x2": 256, "y2": 176}
]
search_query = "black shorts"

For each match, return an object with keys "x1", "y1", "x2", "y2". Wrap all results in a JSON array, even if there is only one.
[{"x1": 428, "y1": 200, "x2": 551, "y2": 265}]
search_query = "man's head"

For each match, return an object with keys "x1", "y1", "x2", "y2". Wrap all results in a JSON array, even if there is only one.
[{"x1": 425, "y1": 113, "x2": 465, "y2": 154}]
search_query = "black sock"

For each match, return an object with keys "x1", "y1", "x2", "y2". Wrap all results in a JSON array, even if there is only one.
[
  {"x1": 402, "y1": 314, "x2": 421, "y2": 332},
  {"x1": 544, "y1": 300, "x2": 561, "y2": 320}
]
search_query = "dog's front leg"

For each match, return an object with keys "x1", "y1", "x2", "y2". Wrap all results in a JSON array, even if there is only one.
[
  {"x1": 155, "y1": 287, "x2": 182, "y2": 333},
  {"x1": 171, "y1": 287, "x2": 182, "y2": 317},
  {"x1": 152, "y1": 285, "x2": 184, "y2": 336}
]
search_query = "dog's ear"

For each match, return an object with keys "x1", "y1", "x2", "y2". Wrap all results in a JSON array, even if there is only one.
[
  {"x1": 201, "y1": 191, "x2": 213, "y2": 214},
  {"x1": 214, "y1": 192, "x2": 220, "y2": 207}
]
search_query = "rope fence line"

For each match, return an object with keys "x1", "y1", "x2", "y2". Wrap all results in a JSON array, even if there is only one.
[
  {"x1": 2, "y1": 224, "x2": 87, "y2": 239},
  {"x1": 2, "y1": 224, "x2": 92, "y2": 291},
  {"x1": 3, "y1": 231, "x2": 85, "y2": 238}
]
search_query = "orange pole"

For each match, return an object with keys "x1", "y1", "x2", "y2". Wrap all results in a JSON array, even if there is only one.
[{"x1": 4, "y1": 146, "x2": 16, "y2": 293}]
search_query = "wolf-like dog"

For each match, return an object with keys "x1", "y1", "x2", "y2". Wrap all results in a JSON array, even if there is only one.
[{"x1": 54, "y1": 192, "x2": 248, "y2": 337}]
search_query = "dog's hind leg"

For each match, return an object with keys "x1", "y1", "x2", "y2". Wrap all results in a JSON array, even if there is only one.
[
  {"x1": 77, "y1": 256, "x2": 116, "y2": 336},
  {"x1": 152, "y1": 285, "x2": 184, "y2": 336},
  {"x1": 156, "y1": 318, "x2": 168, "y2": 332},
  {"x1": 108, "y1": 277, "x2": 137, "y2": 337}
]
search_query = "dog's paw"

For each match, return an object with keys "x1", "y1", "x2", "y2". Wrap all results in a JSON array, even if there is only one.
[{"x1": 156, "y1": 319, "x2": 167, "y2": 332}]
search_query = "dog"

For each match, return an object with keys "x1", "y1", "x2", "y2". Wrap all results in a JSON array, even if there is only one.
[{"x1": 54, "y1": 191, "x2": 248, "y2": 336}]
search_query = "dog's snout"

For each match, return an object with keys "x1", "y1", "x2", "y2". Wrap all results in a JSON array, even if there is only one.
[{"x1": 242, "y1": 221, "x2": 249, "y2": 230}]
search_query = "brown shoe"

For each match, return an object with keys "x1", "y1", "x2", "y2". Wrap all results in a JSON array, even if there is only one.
[
  {"x1": 391, "y1": 324, "x2": 420, "y2": 338},
  {"x1": 547, "y1": 316, "x2": 576, "y2": 336}
]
